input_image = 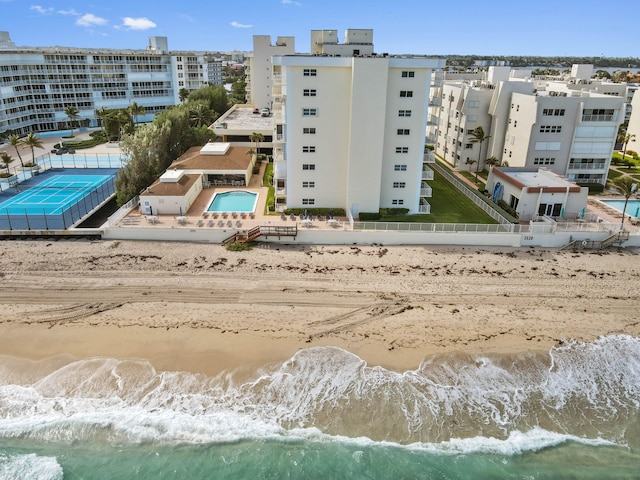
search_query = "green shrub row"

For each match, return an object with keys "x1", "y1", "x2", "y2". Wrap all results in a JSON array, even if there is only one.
[
  {"x1": 359, "y1": 208, "x2": 410, "y2": 220},
  {"x1": 496, "y1": 199, "x2": 519, "y2": 218},
  {"x1": 283, "y1": 207, "x2": 346, "y2": 216},
  {"x1": 60, "y1": 138, "x2": 104, "y2": 149},
  {"x1": 578, "y1": 183, "x2": 604, "y2": 194}
]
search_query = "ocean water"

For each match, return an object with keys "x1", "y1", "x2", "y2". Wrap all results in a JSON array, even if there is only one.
[{"x1": 1, "y1": 335, "x2": 639, "y2": 479}]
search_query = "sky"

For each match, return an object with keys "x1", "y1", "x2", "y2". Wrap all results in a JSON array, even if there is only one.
[{"x1": 1, "y1": 0, "x2": 638, "y2": 58}]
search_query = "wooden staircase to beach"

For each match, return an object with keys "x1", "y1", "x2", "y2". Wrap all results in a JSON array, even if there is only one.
[
  {"x1": 561, "y1": 231, "x2": 630, "y2": 251},
  {"x1": 221, "y1": 225, "x2": 298, "y2": 245}
]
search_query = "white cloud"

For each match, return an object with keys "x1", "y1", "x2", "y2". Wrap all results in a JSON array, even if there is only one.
[
  {"x1": 121, "y1": 17, "x2": 157, "y2": 30},
  {"x1": 58, "y1": 9, "x2": 80, "y2": 16},
  {"x1": 282, "y1": 0, "x2": 302, "y2": 5},
  {"x1": 76, "y1": 13, "x2": 108, "y2": 27},
  {"x1": 30, "y1": 5, "x2": 54, "y2": 15},
  {"x1": 179, "y1": 14, "x2": 195, "y2": 23},
  {"x1": 230, "y1": 21, "x2": 252, "y2": 28}
]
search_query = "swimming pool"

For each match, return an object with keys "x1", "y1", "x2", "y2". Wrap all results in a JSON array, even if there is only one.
[
  {"x1": 207, "y1": 191, "x2": 258, "y2": 213},
  {"x1": 601, "y1": 199, "x2": 640, "y2": 218},
  {"x1": 35, "y1": 130, "x2": 73, "y2": 139}
]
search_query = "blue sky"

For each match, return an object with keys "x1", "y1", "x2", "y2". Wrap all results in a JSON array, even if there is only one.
[{"x1": 1, "y1": 0, "x2": 637, "y2": 57}]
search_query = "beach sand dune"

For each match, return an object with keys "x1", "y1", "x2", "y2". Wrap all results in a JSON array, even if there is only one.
[{"x1": 0, "y1": 240, "x2": 638, "y2": 375}]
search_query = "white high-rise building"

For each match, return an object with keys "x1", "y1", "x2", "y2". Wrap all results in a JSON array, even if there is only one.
[
  {"x1": 245, "y1": 35, "x2": 295, "y2": 110},
  {"x1": 271, "y1": 30, "x2": 445, "y2": 216},
  {"x1": 428, "y1": 65, "x2": 627, "y2": 186}
]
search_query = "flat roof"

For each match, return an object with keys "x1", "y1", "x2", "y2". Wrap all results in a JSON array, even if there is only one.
[
  {"x1": 507, "y1": 170, "x2": 574, "y2": 189},
  {"x1": 212, "y1": 105, "x2": 273, "y2": 133}
]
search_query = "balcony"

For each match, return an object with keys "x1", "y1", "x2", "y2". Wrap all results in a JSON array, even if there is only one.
[
  {"x1": 421, "y1": 166, "x2": 434, "y2": 181},
  {"x1": 423, "y1": 150, "x2": 436, "y2": 164},
  {"x1": 567, "y1": 162, "x2": 606, "y2": 171},
  {"x1": 581, "y1": 114, "x2": 614, "y2": 122},
  {"x1": 418, "y1": 202, "x2": 431, "y2": 214},
  {"x1": 420, "y1": 185, "x2": 432, "y2": 197}
]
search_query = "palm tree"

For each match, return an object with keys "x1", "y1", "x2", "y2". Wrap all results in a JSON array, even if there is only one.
[
  {"x1": 610, "y1": 176, "x2": 637, "y2": 229},
  {"x1": 189, "y1": 103, "x2": 214, "y2": 127},
  {"x1": 618, "y1": 132, "x2": 636, "y2": 166},
  {"x1": 0, "y1": 152, "x2": 12, "y2": 176},
  {"x1": 128, "y1": 102, "x2": 146, "y2": 126},
  {"x1": 179, "y1": 88, "x2": 190, "y2": 103},
  {"x1": 485, "y1": 156, "x2": 500, "y2": 168},
  {"x1": 469, "y1": 126, "x2": 491, "y2": 183},
  {"x1": 95, "y1": 106, "x2": 109, "y2": 132},
  {"x1": 64, "y1": 105, "x2": 80, "y2": 131},
  {"x1": 250, "y1": 132, "x2": 265, "y2": 156},
  {"x1": 22, "y1": 132, "x2": 43, "y2": 165},
  {"x1": 8, "y1": 135, "x2": 24, "y2": 168}
]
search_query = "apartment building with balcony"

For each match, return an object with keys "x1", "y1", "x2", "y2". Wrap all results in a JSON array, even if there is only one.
[
  {"x1": 245, "y1": 35, "x2": 295, "y2": 111},
  {"x1": 428, "y1": 65, "x2": 626, "y2": 186},
  {"x1": 0, "y1": 32, "x2": 217, "y2": 136},
  {"x1": 271, "y1": 29, "x2": 445, "y2": 216}
]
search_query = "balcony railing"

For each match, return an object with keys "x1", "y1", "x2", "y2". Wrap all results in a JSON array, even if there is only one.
[
  {"x1": 422, "y1": 166, "x2": 434, "y2": 180},
  {"x1": 581, "y1": 114, "x2": 614, "y2": 122},
  {"x1": 418, "y1": 203, "x2": 431, "y2": 214},
  {"x1": 420, "y1": 186, "x2": 432, "y2": 197},
  {"x1": 423, "y1": 151, "x2": 436, "y2": 163},
  {"x1": 567, "y1": 162, "x2": 606, "y2": 170}
]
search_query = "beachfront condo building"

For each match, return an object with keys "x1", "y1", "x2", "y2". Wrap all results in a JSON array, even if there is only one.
[
  {"x1": 429, "y1": 65, "x2": 627, "y2": 186},
  {"x1": 245, "y1": 35, "x2": 295, "y2": 111},
  {"x1": 270, "y1": 29, "x2": 445, "y2": 216},
  {"x1": 0, "y1": 32, "x2": 226, "y2": 136}
]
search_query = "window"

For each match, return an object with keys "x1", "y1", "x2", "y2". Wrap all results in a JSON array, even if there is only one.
[
  {"x1": 398, "y1": 110, "x2": 412, "y2": 117},
  {"x1": 466, "y1": 129, "x2": 474, "y2": 134},
  {"x1": 534, "y1": 141, "x2": 561, "y2": 151},
  {"x1": 539, "y1": 125, "x2": 562, "y2": 133},
  {"x1": 302, "y1": 146, "x2": 316, "y2": 153},
  {"x1": 394, "y1": 164, "x2": 407, "y2": 171},
  {"x1": 302, "y1": 181, "x2": 315, "y2": 188},
  {"x1": 534, "y1": 157, "x2": 556, "y2": 165},
  {"x1": 303, "y1": 127, "x2": 316, "y2": 134},
  {"x1": 302, "y1": 108, "x2": 317, "y2": 116},
  {"x1": 392, "y1": 199, "x2": 405, "y2": 205},
  {"x1": 393, "y1": 182, "x2": 406, "y2": 188},
  {"x1": 468, "y1": 100, "x2": 479, "y2": 108},
  {"x1": 510, "y1": 195, "x2": 519, "y2": 210},
  {"x1": 542, "y1": 108, "x2": 565, "y2": 116},
  {"x1": 465, "y1": 143, "x2": 473, "y2": 149},
  {"x1": 395, "y1": 147, "x2": 409, "y2": 153},
  {"x1": 303, "y1": 89, "x2": 316, "y2": 96},
  {"x1": 467, "y1": 115, "x2": 478, "y2": 121},
  {"x1": 401, "y1": 71, "x2": 415, "y2": 78},
  {"x1": 303, "y1": 68, "x2": 317, "y2": 77},
  {"x1": 302, "y1": 198, "x2": 315, "y2": 205},
  {"x1": 397, "y1": 129, "x2": 410, "y2": 135},
  {"x1": 400, "y1": 90, "x2": 413, "y2": 97},
  {"x1": 302, "y1": 164, "x2": 316, "y2": 170}
]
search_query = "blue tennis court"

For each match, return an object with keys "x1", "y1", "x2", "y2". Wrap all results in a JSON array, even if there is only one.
[
  {"x1": 0, "y1": 175, "x2": 113, "y2": 215},
  {"x1": 0, "y1": 170, "x2": 117, "y2": 230}
]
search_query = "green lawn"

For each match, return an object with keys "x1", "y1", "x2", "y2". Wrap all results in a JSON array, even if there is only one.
[
  {"x1": 381, "y1": 169, "x2": 497, "y2": 224},
  {"x1": 608, "y1": 169, "x2": 624, "y2": 180},
  {"x1": 459, "y1": 171, "x2": 486, "y2": 190}
]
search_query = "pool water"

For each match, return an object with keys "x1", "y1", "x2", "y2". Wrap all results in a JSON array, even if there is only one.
[
  {"x1": 207, "y1": 191, "x2": 258, "y2": 213},
  {"x1": 601, "y1": 199, "x2": 640, "y2": 218}
]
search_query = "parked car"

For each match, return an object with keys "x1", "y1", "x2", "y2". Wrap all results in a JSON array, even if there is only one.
[{"x1": 260, "y1": 108, "x2": 270, "y2": 117}]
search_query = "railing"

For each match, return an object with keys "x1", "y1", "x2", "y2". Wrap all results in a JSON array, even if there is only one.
[
  {"x1": 418, "y1": 204, "x2": 431, "y2": 214},
  {"x1": 106, "y1": 195, "x2": 138, "y2": 227},
  {"x1": 420, "y1": 186, "x2": 432, "y2": 197},
  {"x1": 421, "y1": 166, "x2": 434, "y2": 180},
  {"x1": 353, "y1": 222, "x2": 527, "y2": 233},
  {"x1": 432, "y1": 162, "x2": 514, "y2": 225},
  {"x1": 567, "y1": 163, "x2": 606, "y2": 170},
  {"x1": 423, "y1": 151, "x2": 436, "y2": 163},
  {"x1": 581, "y1": 114, "x2": 614, "y2": 122},
  {"x1": 36, "y1": 153, "x2": 126, "y2": 169}
]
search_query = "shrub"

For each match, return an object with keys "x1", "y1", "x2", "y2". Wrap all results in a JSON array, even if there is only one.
[
  {"x1": 579, "y1": 183, "x2": 604, "y2": 194},
  {"x1": 283, "y1": 207, "x2": 346, "y2": 216},
  {"x1": 252, "y1": 166, "x2": 259, "y2": 174},
  {"x1": 359, "y1": 212, "x2": 381, "y2": 220},
  {"x1": 225, "y1": 242, "x2": 253, "y2": 251},
  {"x1": 0, "y1": 172, "x2": 12, "y2": 178},
  {"x1": 496, "y1": 199, "x2": 519, "y2": 218},
  {"x1": 379, "y1": 208, "x2": 409, "y2": 217}
]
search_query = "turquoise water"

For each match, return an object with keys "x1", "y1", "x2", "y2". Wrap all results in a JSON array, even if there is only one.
[
  {"x1": 1, "y1": 335, "x2": 639, "y2": 479},
  {"x1": 34, "y1": 130, "x2": 73, "y2": 139},
  {"x1": 208, "y1": 190, "x2": 258, "y2": 213},
  {"x1": 602, "y1": 199, "x2": 640, "y2": 218}
]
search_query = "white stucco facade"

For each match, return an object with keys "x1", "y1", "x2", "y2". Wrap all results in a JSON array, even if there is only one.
[
  {"x1": 246, "y1": 35, "x2": 295, "y2": 110},
  {"x1": 272, "y1": 53, "x2": 445, "y2": 215}
]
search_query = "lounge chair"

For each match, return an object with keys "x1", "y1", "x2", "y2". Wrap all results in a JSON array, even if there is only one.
[
  {"x1": 196, "y1": 219, "x2": 203, "y2": 227},
  {"x1": 241, "y1": 212, "x2": 247, "y2": 219},
  {"x1": 235, "y1": 220, "x2": 242, "y2": 228},
  {"x1": 232, "y1": 212, "x2": 238, "y2": 218},
  {"x1": 208, "y1": 219, "x2": 214, "y2": 227},
  {"x1": 226, "y1": 220, "x2": 233, "y2": 227},
  {"x1": 281, "y1": 213, "x2": 286, "y2": 221},
  {"x1": 202, "y1": 212, "x2": 209, "y2": 218},
  {"x1": 249, "y1": 213, "x2": 255, "y2": 219},
  {"x1": 290, "y1": 213, "x2": 295, "y2": 221},
  {"x1": 217, "y1": 220, "x2": 224, "y2": 227},
  {"x1": 222, "y1": 212, "x2": 228, "y2": 218}
]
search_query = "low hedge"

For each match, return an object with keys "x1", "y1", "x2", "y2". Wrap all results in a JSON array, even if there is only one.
[
  {"x1": 359, "y1": 212, "x2": 380, "y2": 220},
  {"x1": 284, "y1": 207, "x2": 346, "y2": 216},
  {"x1": 60, "y1": 138, "x2": 104, "y2": 149},
  {"x1": 496, "y1": 199, "x2": 519, "y2": 218},
  {"x1": 579, "y1": 183, "x2": 604, "y2": 194}
]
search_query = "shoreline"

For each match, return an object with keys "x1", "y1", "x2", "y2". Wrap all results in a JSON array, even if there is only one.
[{"x1": 1, "y1": 240, "x2": 639, "y2": 376}]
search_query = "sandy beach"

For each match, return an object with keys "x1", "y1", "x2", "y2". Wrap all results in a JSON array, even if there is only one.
[{"x1": 0, "y1": 239, "x2": 638, "y2": 376}]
